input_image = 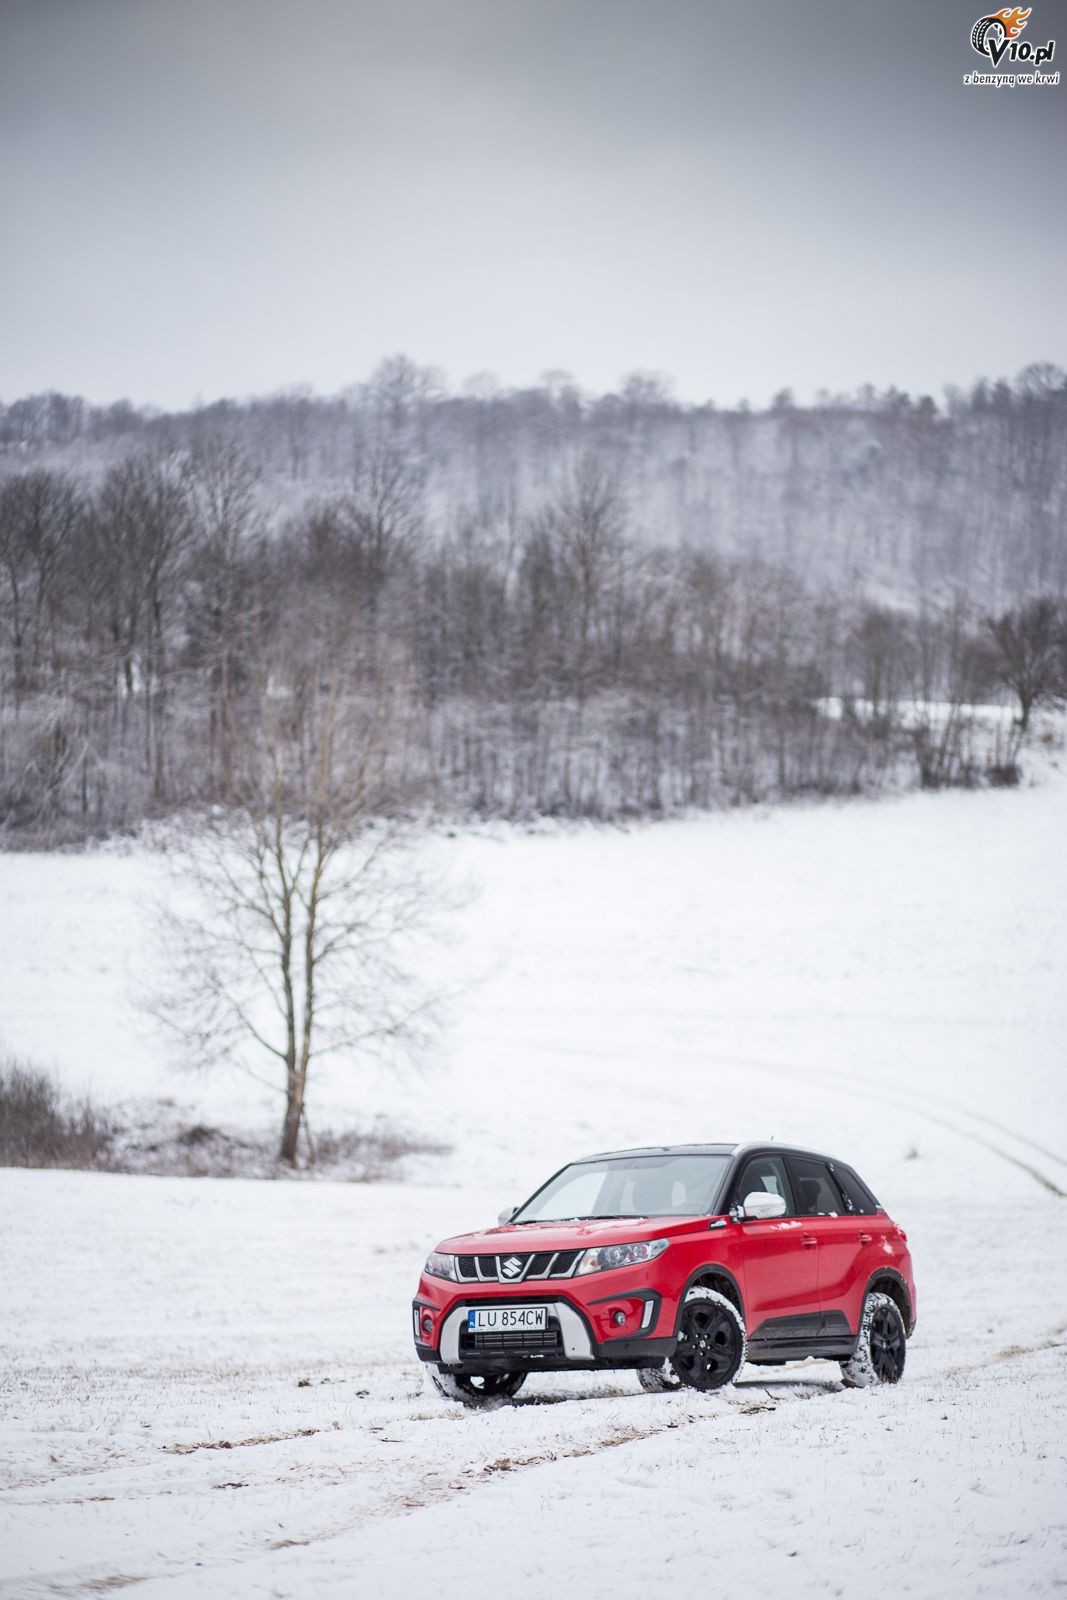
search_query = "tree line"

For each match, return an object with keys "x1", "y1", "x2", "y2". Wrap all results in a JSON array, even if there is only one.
[
  {"x1": 3, "y1": 357, "x2": 1067, "y2": 612},
  {"x1": 2, "y1": 433, "x2": 1066, "y2": 840}
]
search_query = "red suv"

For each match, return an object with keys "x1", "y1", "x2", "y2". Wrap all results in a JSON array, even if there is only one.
[{"x1": 413, "y1": 1143, "x2": 916, "y2": 1405}]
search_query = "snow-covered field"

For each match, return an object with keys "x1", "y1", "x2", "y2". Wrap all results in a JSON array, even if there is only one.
[{"x1": 2, "y1": 733, "x2": 1066, "y2": 1598}]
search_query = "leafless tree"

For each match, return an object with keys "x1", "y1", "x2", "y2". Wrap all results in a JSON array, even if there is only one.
[
  {"x1": 0, "y1": 470, "x2": 82, "y2": 707},
  {"x1": 157, "y1": 614, "x2": 440, "y2": 1165},
  {"x1": 540, "y1": 453, "x2": 626, "y2": 704},
  {"x1": 185, "y1": 441, "x2": 265, "y2": 796},
  {"x1": 344, "y1": 443, "x2": 424, "y2": 618},
  {"x1": 91, "y1": 452, "x2": 193, "y2": 795},
  {"x1": 986, "y1": 597, "x2": 1066, "y2": 731}
]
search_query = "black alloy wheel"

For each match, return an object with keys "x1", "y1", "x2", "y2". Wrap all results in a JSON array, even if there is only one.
[
  {"x1": 868, "y1": 1300, "x2": 906, "y2": 1382},
  {"x1": 670, "y1": 1289, "x2": 746, "y2": 1391},
  {"x1": 840, "y1": 1290, "x2": 907, "y2": 1388}
]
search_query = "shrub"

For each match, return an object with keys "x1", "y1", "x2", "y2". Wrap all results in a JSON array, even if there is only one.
[
  {"x1": 0, "y1": 1057, "x2": 448, "y2": 1180},
  {"x1": 308, "y1": 1124, "x2": 450, "y2": 1182},
  {"x1": 0, "y1": 1058, "x2": 116, "y2": 1169}
]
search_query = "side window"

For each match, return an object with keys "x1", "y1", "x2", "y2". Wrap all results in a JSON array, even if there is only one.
[
  {"x1": 833, "y1": 1164, "x2": 880, "y2": 1216},
  {"x1": 732, "y1": 1155, "x2": 795, "y2": 1215},
  {"x1": 790, "y1": 1157, "x2": 845, "y2": 1217}
]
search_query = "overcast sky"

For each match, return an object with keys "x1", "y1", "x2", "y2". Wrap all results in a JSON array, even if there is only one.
[{"x1": 1, "y1": 0, "x2": 1064, "y2": 408}]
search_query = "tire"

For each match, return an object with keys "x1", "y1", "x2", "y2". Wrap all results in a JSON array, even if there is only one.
[
  {"x1": 429, "y1": 1368, "x2": 527, "y2": 1406},
  {"x1": 667, "y1": 1287, "x2": 746, "y2": 1392},
  {"x1": 840, "y1": 1291, "x2": 907, "y2": 1388},
  {"x1": 971, "y1": 16, "x2": 1004, "y2": 55}
]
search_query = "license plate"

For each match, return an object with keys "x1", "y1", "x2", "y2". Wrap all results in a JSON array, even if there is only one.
[{"x1": 467, "y1": 1305, "x2": 548, "y2": 1333}]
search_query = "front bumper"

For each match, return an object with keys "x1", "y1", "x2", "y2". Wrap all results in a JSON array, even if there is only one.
[{"x1": 412, "y1": 1285, "x2": 674, "y2": 1372}]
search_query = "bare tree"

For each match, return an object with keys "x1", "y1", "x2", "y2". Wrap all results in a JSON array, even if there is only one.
[
  {"x1": 344, "y1": 444, "x2": 423, "y2": 618},
  {"x1": 157, "y1": 616, "x2": 439, "y2": 1165},
  {"x1": 91, "y1": 452, "x2": 193, "y2": 795},
  {"x1": 0, "y1": 470, "x2": 82, "y2": 707},
  {"x1": 185, "y1": 441, "x2": 265, "y2": 796},
  {"x1": 540, "y1": 453, "x2": 626, "y2": 703},
  {"x1": 986, "y1": 597, "x2": 1066, "y2": 731}
]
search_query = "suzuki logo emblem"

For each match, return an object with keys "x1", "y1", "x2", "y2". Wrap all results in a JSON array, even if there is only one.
[{"x1": 501, "y1": 1255, "x2": 523, "y2": 1279}]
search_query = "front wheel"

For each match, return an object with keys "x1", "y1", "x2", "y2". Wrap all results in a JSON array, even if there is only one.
[
  {"x1": 429, "y1": 1368, "x2": 527, "y2": 1406},
  {"x1": 840, "y1": 1291, "x2": 906, "y2": 1388},
  {"x1": 667, "y1": 1287, "x2": 746, "y2": 1392}
]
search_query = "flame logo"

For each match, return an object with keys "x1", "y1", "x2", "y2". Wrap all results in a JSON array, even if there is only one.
[
  {"x1": 994, "y1": 6, "x2": 1031, "y2": 36},
  {"x1": 971, "y1": 6, "x2": 1033, "y2": 56}
]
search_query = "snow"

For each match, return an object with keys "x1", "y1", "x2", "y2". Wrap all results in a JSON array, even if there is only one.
[{"x1": 2, "y1": 733, "x2": 1066, "y2": 1597}]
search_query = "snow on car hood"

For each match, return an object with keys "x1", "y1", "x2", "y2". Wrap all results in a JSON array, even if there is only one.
[{"x1": 438, "y1": 1214, "x2": 712, "y2": 1253}]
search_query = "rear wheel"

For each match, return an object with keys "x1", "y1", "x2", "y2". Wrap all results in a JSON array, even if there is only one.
[
  {"x1": 840, "y1": 1291, "x2": 906, "y2": 1388},
  {"x1": 429, "y1": 1368, "x2": 527, "y2": 1406},
  {"x1": 667, "y1": 1287, "x2": 746, "y2": 1392}
]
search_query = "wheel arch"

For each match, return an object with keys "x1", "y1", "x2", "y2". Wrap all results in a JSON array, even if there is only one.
[
  {"x1": 675, "y1": 1262, "x2": 745, "y2": 1336},
  {"x1": 864, "y1": 1267, "x2": 913, "y2": 1335}
]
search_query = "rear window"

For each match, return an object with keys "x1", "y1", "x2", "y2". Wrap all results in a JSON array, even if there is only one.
[
  {"x1": 832, "y1": 1164, "x2": 880, "y2": 1216},
  {"x1": 789, "y1": 1156, "x2": 845, "y2": 1217}
]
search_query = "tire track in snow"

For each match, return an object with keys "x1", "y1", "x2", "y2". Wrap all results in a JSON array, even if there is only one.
[
  {"x1": 5, "y1": 1383, "x2": 830, "y2": 1599},
  {"x1": 12, "y1": 1337, "x2": 1065, "y2": 1600},
  {"x1": 880, "y1": 1089, "x2": 1067, "y2": 1171},
  {"x1": 485, "y1": 1032, "x2": 1066, "y2": 1198},
  {"x1": 942, "y1": 1321, "x2": 1067, "y2": 1378},
  {"x1": 730, "y1": 1048, "x2": 1067, "y2": 1171},
  {"x1": 305, "y1": 1331, "x2": 1067, "y2": 1528},
  {"x1": 725, "y1": 1053, "x2": 1066, "y2": 1199}
]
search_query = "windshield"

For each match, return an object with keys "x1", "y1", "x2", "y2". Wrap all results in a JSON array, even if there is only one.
[{"x1": 512, "y1": 1153, "x2": 732, "y2": 1222}]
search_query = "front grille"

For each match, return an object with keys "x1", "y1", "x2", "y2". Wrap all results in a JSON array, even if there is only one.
[
  {"x1": 460, "y1": 1323, "x2": 563, "y2": 1354},
  {"x1": 454, "y1": 1249, "x2": 582, "y2": 1284}
]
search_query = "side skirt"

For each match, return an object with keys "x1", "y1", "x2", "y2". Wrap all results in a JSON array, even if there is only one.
[
  {"x1": 745, "y1": 1336, "x2": 857, "y2": 1364},
  {"x1": 745, "y1": 1310, "x2": 857, "y2": 1365}
]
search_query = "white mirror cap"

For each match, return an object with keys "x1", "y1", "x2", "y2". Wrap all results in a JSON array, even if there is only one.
[{"x1": 743, "y1": 1191, "x2": 787, "y2": 1219}]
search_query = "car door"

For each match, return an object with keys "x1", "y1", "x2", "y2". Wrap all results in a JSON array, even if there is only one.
[
  {"x1": 728, "y1": 1153, "x2": 821, "y2": 1336},
  {"x1": 787, "y1": 1154, "x2": 877, "y2": 1335}
]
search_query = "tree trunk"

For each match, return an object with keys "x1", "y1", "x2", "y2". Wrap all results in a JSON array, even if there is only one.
[
  {"x1": 279, "y1": 1080, "x2": 304, "y2": 1165},
  {"x1": 277, "y1": 864, "x2": 299, "y2": 1164}
]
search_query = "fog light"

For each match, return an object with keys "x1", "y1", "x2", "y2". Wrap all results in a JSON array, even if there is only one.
[
  {"x1": 612, "y1": 1310, "x2": 626, "y2": 1326},
  {"x1": 421, "y1": 1312, "x2": 434, "y2": 1338}
]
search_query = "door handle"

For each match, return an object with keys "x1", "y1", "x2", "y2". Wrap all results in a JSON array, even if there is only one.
[
  {"x1": 801, "y1": 1235, "x2": 818, "y2": 1248},
  {"x1": 859, "y1": 1232, "x2": 873, "y2": 1245}
]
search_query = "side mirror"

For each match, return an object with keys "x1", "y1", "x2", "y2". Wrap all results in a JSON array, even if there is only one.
[
  {"x1": 738, "y1": 1191, "x2": 787, "y2": 1221},
  {"x1": 497, "y1": 1206, "x2": 517, "y2": 1225}
]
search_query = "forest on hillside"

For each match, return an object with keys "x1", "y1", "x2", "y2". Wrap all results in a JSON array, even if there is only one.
[{"x1": 1, "y1": 359, "x2": 1066, "y2": 840}]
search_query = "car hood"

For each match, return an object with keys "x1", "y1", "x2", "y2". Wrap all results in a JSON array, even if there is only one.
[{"x1": 437, "y1": 1214, "x2": 711, "y2": 1254}]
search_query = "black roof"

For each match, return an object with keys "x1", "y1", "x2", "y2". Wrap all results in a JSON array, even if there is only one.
[{"x1": 574, "y1": 1141, "x2": 846, "y2": 1166}]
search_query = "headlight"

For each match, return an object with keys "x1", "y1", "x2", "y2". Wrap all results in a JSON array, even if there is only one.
[
  {"x1": 424, "y1": 1251, "x2": 458, "y2": 1280},
  {"x1": 576, "y1": 1238, "x2": 669, "y2": 1275}
]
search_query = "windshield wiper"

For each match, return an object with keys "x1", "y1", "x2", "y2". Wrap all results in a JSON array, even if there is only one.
[{"x1": 510, "y1": 1212, "x2": 646, "y2": 1224}]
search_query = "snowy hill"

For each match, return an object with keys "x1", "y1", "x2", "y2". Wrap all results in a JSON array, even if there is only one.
[{"x1": 1, "y1": 735, "x2": 1065, "y2": 1597}]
